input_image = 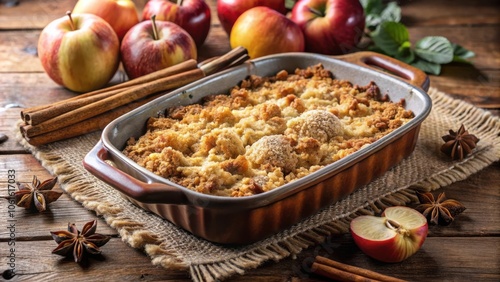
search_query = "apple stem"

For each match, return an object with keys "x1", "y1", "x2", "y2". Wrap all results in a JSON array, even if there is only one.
[
  {"x1": 307, "y1": 6, "x2": 325, "y2": 17},
  {"x1": 177, "y1": 0, "x2": 183, "y2": 6},
  {"x1": 151, "y1": 14, "x2": 159, "y2": 41},
  {"x1": 66, "y1": 11, "x2": 75, "y2": 31}
]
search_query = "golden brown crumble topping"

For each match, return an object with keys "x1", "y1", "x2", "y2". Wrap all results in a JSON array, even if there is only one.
[{"x1": 122, "y1": 64, "x2": 414, "y2": 197}]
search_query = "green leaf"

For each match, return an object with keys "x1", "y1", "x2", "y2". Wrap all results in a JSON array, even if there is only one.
[
  {"x1": 412, "y1": 58, "x2": 442, "y2": 75},
  {"x1": 380, "y1": 2, "x2": 401, "y2": 23},
  {"x1": 362, "y1": 0, "x2": 385, "y2": 30},
  {"x1": 362, "y1": 0, "x2": 401, "y2": 31},
  {"x1": 365, "y1": 14, "x2": 383, "y2": 31},
  {"x1": 285, "y1": 0, "x2": 298, "y2": 10},
  {"x1": 370, "y1": 22, "x2": 409, "y2": 56},
  {"x1": 414, "y1": 36, "x2": 454, "y2": 64},
  {"x1": 395, "y1": 41, "x2": 415, "y2": 64},
  {"x1": 452, "y1": 43, "x2": 475, "y2": 63},
  {"x1": 452, "y1": 43, "x2": 475, "y2": 58},
  {"x1": 360, "y1": 0, "x2": 385, "y2": 15},
  {"x1": 366, "y1": 44, "x2": 387, "y2": 54},
  {"x1": 360, "y1": 1, "x2": 475, "y2": 76}
]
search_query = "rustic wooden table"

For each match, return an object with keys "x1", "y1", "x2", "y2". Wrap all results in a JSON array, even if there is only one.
[{"x1": 1, "y1": 0, "x2": 498, "y2": 281}]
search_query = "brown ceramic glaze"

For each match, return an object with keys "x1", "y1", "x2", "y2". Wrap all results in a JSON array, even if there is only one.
[{"x1": 83, "y1": 52, "x2": 431, "y2": 244}]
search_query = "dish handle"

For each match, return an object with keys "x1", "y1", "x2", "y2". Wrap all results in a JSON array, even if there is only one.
[
  {"x1": 336, "y1": 51, "x2": 430, "y2": 91},
  {"x1": 83, "y1": 141, "x2": 190, "y2": 205}
]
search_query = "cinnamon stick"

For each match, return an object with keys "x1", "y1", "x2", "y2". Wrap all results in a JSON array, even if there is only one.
[
  {"x1": 198, "y1": 46, "x2": 248, "y2": 75},
  {"x1": 311, "y1": 256, "x2": 407, "y2": 282},
  {"x1": 22, "y1": 88, "x2": 122, "y2": 127},
  {"x1": 19, "y1": 47, "x2": 249, "y2": 145},
  {"x1": 21, "y1": 92, "x2": 166, "y2": 146},
  {"x1": 21, "y1": 68, "x2": 205, "y2": 138},
  {"x1": 21, "y1": 46, "x2": 248, "y2": 126},
  {"x1": 21, "y1": 59, "x2": 199, "y2": 125}
]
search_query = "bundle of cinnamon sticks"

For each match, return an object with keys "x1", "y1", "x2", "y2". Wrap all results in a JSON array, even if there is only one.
[
  {"x1": 19, "y1": 47, "x2": 248, "y2": 146},
  {"x1": 311, "y1": 256, "x2": 407, "y2": 282}
]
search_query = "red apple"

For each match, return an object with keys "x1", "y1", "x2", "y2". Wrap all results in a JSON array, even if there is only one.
[
  {"x1": 291, "y1": 0, "x2": 365, "y2": 55},
  {"x1": 120, "y1": 16, "x2": 197, "y2": 79},
  {"x1": 230, "y1": 6, "x2": 304, "y2": 59},
  {"x1": 217, "y1": 0, "x2": 287, "y2": 35},
  {"x1": 350, "y1": 206, "x2": 428, "y2": 263},
  {"x1": 72, "y1": 0, "x2": 140, "y2": 40},
  {"x1": 142, "y1": 0, "x2": 211, "y2": 47},
  {"x1": 38, "y1": 12, "x2": 120, "y2": 92}
]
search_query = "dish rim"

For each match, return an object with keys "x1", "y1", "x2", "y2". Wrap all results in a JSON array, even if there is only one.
[{"x1": 97, "y1": 52, "x2": 432, "y2": 208}]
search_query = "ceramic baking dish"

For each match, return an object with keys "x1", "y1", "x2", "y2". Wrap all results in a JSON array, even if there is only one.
[{"x1": 83, "y1": 51, "x2": 431, "y2": 244}]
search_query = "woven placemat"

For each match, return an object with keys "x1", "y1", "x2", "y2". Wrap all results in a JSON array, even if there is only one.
[{"x1": 16, "y1": 88, "x2": 500, "y2": 281}]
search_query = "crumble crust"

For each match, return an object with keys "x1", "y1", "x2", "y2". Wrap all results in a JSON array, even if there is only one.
[{"x1": 122, "y1": 64, "x2": 414, "y2": 197}]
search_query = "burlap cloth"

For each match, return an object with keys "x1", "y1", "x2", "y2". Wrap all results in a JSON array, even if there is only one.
[{"x1": 16, "y1": 88, "x2": 500, "y2": 281}]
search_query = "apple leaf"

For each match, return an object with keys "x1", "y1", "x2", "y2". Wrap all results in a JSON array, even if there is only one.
[
  {"x1": 285, "y1": 0, "x2": 297, "y2": 10},
  {"x1": 366, "y1": 44, "x2": 387, "y2": 54},
  {"x1": 360, "y1": 0, "x2": 385, "y2": 15},
  {"x1": 380, "y1": 2, "x2": 401, "y2": 24},
  {"x1": 411, "y1": 58, "x2": 442, "y2": 75},
  {"x1": 370, "y1": 22, "x2": 409, "y2": 56},
  {"x1": 395, "y1": 41, "x2": 415, "y2": 64},
  {"x1": 362, "y1": 0, "x2": 401, "y2": 31},
  {"x1": 361, "y1": 0, "x2": 384, "y2": 31},
  {"x1": 414, "y1": 36, "x2": 454, "y2": 64},
  {"x1": 365, "y1": 14, "x2": 383, "y2": 31},
  {"x1": 360, "y1": 1, "x2": 475, "y2": 75},
  {"x1": 452, "y1": 43, "x2": 476, "y2": 64}
]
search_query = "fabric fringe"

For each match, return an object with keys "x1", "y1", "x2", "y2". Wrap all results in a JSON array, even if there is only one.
[{"x1": 415, "y1": 150, "x2": 498, "y2": 191}]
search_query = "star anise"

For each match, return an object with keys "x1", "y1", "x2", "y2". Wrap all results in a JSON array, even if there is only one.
[
  {"x1": 51, "y1": 220, "x2": 111, "y2": 263},
  {"x1": 13, "y1": 175, "x2": 62, "y2": 212},
  {"x1": 440, "y1": 124, "x2": 480, "y2": 161},
  {"x1": 415, "y1": 191, "x2": 466, "y2": 226}
]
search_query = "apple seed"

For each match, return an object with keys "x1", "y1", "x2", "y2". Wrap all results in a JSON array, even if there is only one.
[{"x1": 385, "y1": 218, "x2": 410, "y2": 236}]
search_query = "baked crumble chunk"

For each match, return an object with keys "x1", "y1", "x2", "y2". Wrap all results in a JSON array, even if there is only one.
[{"x1": 122, "y1": 64, "x2": 414, "y2": 197}]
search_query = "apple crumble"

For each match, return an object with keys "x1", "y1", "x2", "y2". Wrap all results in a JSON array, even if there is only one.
[{"x1": 122, "y1": 64, "x2": 414, "y2": 197}]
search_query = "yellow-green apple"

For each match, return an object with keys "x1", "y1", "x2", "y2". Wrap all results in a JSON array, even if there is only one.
[
  {"x1": 217, "y1": 0, "x2": 287, "y2": 35},
  {"x1": 72, "y1": 0, "x2": 140, "y2": 40},
  {"x1": 142, "y1": 0, "x2": 211, "y2": 47},
  {"x1": 230, "y1": 6, "x2": 304, "y2": 59},
  {"x1": 120, "y1": 16, "x2": 197, "y2": 79},
  {"x1": 350, "y1": 206, "x2": 428, "y2": 263},
  {"x1": 38, "y1": 12, "x2": 120, "y2": 93},
  {"x1": 291, "y1": 0, "x2": 365, "y2": 55}
]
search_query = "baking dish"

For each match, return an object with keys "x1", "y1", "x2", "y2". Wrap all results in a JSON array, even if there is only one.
[{"x1": 83, "y1": 51, "x2": 431, "y2": 244}]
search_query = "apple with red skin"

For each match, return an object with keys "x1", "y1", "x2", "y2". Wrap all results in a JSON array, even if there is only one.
[
  {"x1": 291, "y1": 0, "x2": 365, "y2": 55},
  {"x1": 72, "y1": 0, "x2": 140, "y2": 40},
  {"x1": 217, "y1": 0, "x2": 287, "y2": 35},
  {"x1": 350, "y1": 206, "x2": 428, "y2": 263},
  {"x1": 142, "y1": 0, "x2": 211, "y2": 47},
  {"x1": 230, "y1": 6, "x2": 304, "y2": 59},
  {"x1": 120, "y1": 16, "x2": 197, "y2": 79},
  {"x1": 38, "y1": 12, "x2": 120, "y2": 92}
]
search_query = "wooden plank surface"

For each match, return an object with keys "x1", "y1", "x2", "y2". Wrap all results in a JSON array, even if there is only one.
[
  {"x1": 0, "y1": 235, "x2": 498, "y2": 281},
  {"x1": 0, "y1": 0, "x2": 499, "y2": 281}
]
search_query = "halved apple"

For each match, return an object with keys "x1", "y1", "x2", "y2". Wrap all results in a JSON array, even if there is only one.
[{"x1": 350, "y1": 206, "x2": 428, "y2": 263}]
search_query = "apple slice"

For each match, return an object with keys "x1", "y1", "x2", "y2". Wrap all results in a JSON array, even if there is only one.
[{"x1": 350, "y1": 206, "x2": 428, "y2": 263}]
